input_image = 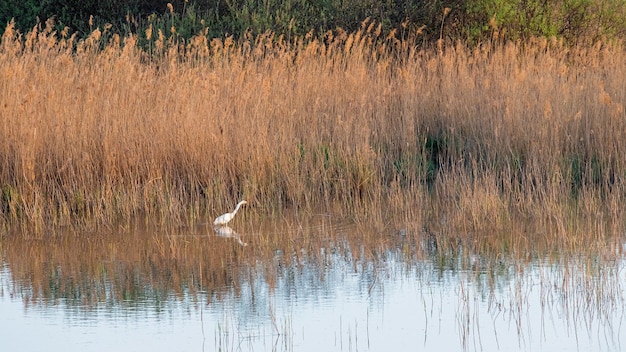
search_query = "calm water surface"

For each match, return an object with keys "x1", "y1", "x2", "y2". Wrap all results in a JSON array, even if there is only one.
[{"x1": 1, "y1": 215, "x2": 625, "y2": 351}]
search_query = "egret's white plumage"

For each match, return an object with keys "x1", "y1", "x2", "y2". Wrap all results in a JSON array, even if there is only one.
[{"x1": 214, "y1": 200, "x2": 247, "y2": 225}]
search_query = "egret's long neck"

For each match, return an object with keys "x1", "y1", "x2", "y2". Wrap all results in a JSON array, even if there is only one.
[{"x1": 232, "y1": 202, "x2": 243, "y2": 214}]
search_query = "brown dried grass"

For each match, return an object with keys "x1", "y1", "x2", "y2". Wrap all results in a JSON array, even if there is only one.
[{"x1": 0, "y1": 20, "x2": 625, "y2": 234}]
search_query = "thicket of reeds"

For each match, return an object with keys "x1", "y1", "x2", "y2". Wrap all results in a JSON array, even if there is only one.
[{"x1": 1, "y1": 19, "x2": 625, "y2": 232}]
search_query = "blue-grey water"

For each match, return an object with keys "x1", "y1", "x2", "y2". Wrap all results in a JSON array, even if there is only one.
[{"x1": 1, "y1": 217, "x2": 625, "y2": 351}]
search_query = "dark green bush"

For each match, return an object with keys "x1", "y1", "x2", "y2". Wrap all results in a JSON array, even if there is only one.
[
  {"x1": 461, "y1": 0, "x2": 626, "y2": 43},
  {"x1": 1, "y1": 0, "x2": 625, "y2": 44}
]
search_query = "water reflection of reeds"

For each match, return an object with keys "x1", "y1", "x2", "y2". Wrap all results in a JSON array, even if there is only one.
[
  {"x1": 1, "y1": 213, "x2": 623, "y2": 309},
  {"x1": 2, "y1": 213, "x2": 625, "y2": 351}
]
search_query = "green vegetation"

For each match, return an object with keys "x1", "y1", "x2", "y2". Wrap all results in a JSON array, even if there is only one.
[{"x1": 1, "y1": 0, "x2": 626, "y2": 44}]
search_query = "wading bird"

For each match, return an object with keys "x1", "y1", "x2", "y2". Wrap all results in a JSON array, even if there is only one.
[{"x1": 213, "y1": 200, "x2": 247, "y2": 226}]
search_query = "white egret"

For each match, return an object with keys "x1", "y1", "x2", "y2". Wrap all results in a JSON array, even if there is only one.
[{"x1": 213, "y1": 200, "x2": 247, "y2": 226}]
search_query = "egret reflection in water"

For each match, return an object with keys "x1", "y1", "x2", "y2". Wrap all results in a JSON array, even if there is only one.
[{"x1": 213, "y1": 225, "x2": 247, "y2": 246}]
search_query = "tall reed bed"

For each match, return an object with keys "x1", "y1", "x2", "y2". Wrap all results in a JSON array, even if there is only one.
[{"x1": 0, "y1": 20, "x2": 625, "y2": 231}]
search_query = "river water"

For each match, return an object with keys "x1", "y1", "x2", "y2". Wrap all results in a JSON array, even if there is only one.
[{"x1": 1, "y1": 215, "x2": 625, "y2": 351}]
